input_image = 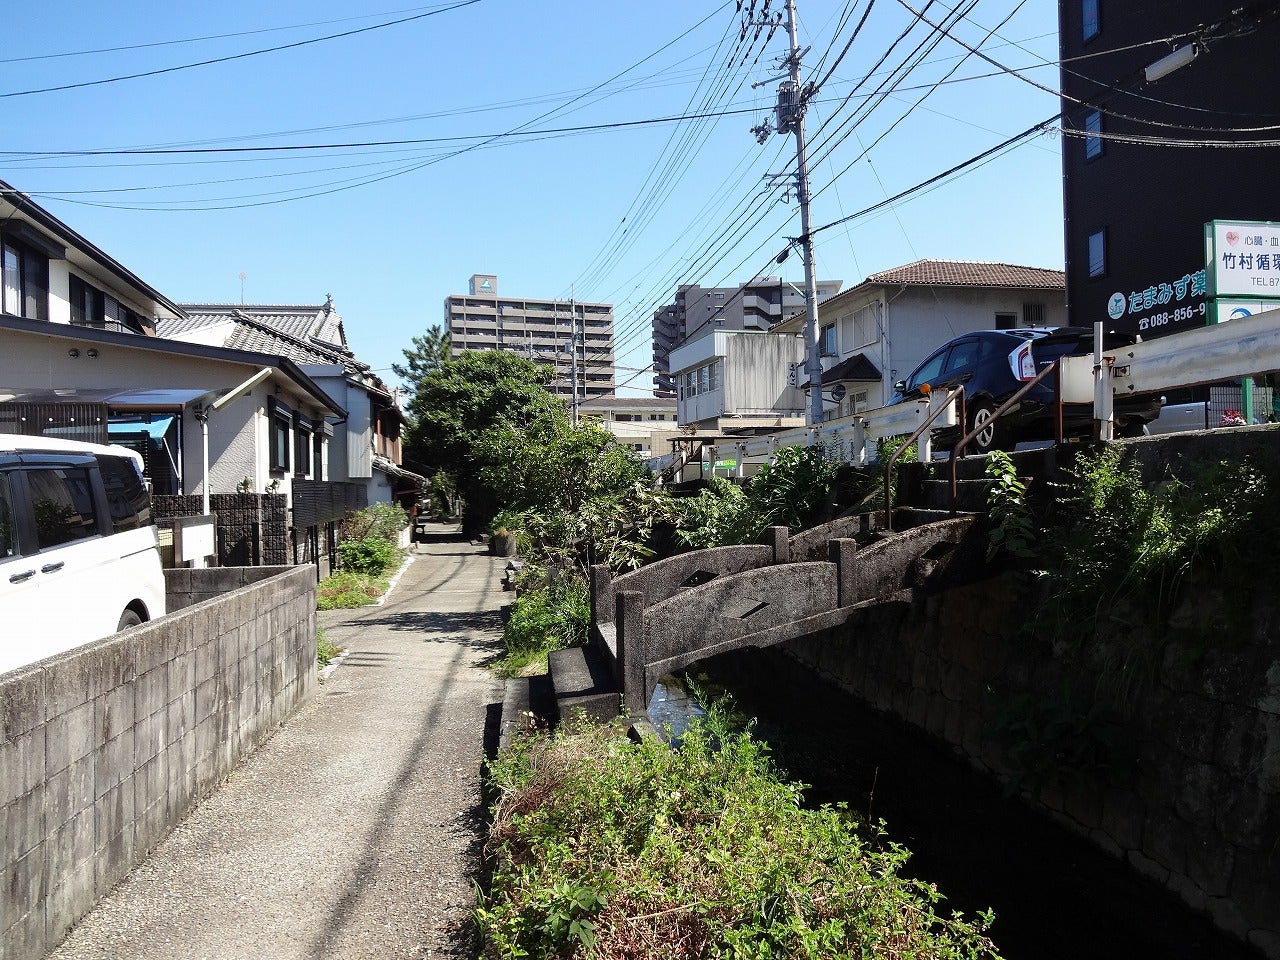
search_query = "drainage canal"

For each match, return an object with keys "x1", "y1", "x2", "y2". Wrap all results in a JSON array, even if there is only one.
[{"x1": 650, "y1": 648, "x2": 1261, "y2": 960}]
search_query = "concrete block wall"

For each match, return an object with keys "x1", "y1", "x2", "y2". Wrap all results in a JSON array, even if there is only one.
[
  {"x1": 165, "y1": 565, "x2": 294, "y2": 612},
  {"x1": 0, "y1": 565, "x2": 316, "y2": 960}
]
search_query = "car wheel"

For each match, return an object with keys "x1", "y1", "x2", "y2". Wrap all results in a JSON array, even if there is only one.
[
  {"x1": 117, "y1": 609, "x2": 144, "y2": 631},
  {"x1": 1118, "y1": 420, "x2": 1148, "y2": 439},
  {"x1": 968, "y1": 400, "x2": 1004, "y2": 454}
]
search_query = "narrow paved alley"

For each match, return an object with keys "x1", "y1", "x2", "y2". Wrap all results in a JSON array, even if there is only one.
[{"x1": 49, "y1": 524, "x2": 505, "y2": 960}]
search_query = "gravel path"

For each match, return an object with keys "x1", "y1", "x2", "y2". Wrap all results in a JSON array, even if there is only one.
[{"x1": 49, "y1": 524, "x2": 506, "y2": 960}]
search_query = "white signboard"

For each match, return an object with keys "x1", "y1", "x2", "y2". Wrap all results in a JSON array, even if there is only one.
[
  {"x1": 1214, "y1": 300, "x2": 1270, "y2": 324},
  {"x1": 1206, "y1": 221, "x2": 1280, "y2": 297}
]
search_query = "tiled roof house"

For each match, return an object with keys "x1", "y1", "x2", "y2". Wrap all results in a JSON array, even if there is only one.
[{"x1": 160, "y1": 300, "x2": 420, "y2": 507}]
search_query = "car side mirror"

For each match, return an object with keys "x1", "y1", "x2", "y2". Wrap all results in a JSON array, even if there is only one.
[{"x1": 894, "y1": 380, "x2": 906, "y2": 393}]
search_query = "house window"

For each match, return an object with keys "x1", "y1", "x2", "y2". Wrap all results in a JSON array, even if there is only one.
[
  {"x1": 268, "y1": 397, "x2": 292, "y2": 473},
  {"x1": 69, "y1": 275, "x2": 147, "y2": 334},
  {"x1": 1084, "y1": 110, "x2": 1103, "y2": 160},
  {"x1": 1, "y1": 238, "x2": 49, "y2": 321},
  {"x1": 1088, "y1": 230, "x2": 1107, "y2": 278},
  {"x1": 995, "y1": 312, "x2": 1017, "y2": 330},
  {"x1": 820, "y1": 323, "x2": 837, "y2": 356},
  {"x1": 1082, "y1": 0, "x2": 1099, "y2": 42},
  {"x1": 293, "y1": 417, "x2": 312, "y2": 478},
  {"x1": 313, "y1": 433, "x2": 325, "y2": 481},
  {"x1": 1023, "y1": 303, "x2": 1046, "y2": 327}
]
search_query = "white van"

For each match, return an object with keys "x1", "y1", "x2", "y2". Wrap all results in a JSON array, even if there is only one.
[{"x1": 0, "y1": 436, "x2": 166, "y2": 674}]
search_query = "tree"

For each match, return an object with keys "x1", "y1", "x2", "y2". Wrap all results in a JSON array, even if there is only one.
[
  {"x1": 476, "y1": 408, "x2": 644, "y2": 516},
  {"x1": 402, "y1": 350, "x2": 560, "y2": 532},
  {"x1": 392, "y1": 323, "x2": 451, "y2": 400}
]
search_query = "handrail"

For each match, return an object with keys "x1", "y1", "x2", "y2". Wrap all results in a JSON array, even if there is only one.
[
  {"x1": 948, "y1": 359, "x2": 1062, "y2": 515},
  {"x1": 882, "y1": 385, "x2": 965, "y2": 532}
]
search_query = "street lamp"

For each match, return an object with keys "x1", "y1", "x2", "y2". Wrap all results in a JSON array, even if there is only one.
[{"x1": 1145, "y1": 44, "x2": 1199, "y2": 83}]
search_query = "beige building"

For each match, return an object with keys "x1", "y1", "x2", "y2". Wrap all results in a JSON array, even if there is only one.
[
  {"x1": 577, "y1": 396, "x2": 679, "y2": 458},
  {"x1": 444, "y1": 274, "x2": 616, "y2": 400}
]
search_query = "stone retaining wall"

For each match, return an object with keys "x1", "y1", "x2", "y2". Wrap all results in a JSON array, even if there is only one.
[
  {"x1": 0, "y1": 566, "x2": 317, "y2": 960},
  {"x1": 782, "y1": 576, "x2": 1280, "y2": 957}
]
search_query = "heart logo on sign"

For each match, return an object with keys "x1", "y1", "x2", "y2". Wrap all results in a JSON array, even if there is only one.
[{"x1": 1226, "y1": 231, "x2": 1241, "y2": 246}]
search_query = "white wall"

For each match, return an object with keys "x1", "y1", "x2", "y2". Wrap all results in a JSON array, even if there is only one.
[
  {"x1": 723, "y1": 333, "x2": 806, "y2": 416},
  {"x1": 817, "y1": 286, "x2": 1067, "y2": 408}
]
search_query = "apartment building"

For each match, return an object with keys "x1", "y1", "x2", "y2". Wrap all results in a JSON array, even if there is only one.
[
  {"x1": 652, "y1": 276, "x2": 842, "y2": 397},
  {"x1": 444, "y1": 274, "x2": 616, "y2": 400}
]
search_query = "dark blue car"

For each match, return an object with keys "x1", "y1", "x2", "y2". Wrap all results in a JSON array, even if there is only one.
[{"x1": 891, "y1": 328, "x2": 1160, "y2": 453}]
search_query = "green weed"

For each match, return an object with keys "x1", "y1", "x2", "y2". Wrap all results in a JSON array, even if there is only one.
[
  {"x1": 317, "y1": 569, "x2": 389, "y2": 610},
  {"x1": 479, "y1": 715, "x2": 1000, "y2": 959}
]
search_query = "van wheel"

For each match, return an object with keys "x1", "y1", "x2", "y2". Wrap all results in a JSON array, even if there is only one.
[{"x1": 117, "y1": 609, "x2": 144, "y2": 631}]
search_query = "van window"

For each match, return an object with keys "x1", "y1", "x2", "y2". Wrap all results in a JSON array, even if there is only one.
[
  {"x1": 98, "y1": 454, "x2": 152, "y2": 532},
  {"x1": 0, "y1": 472, "x2": 17, "y2": 559},
  {"x1": 27, "y1": 467, "x2": 99, "y2": 548}
]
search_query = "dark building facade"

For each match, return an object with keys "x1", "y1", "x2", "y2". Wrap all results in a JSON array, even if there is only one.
[{"x1": 1059, "y1": 2, "x2": 1280, "y2": 339}]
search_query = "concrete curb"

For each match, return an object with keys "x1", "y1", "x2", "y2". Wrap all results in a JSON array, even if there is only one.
[
  {"x1": 317, "y1": 647, "x2": 352, "y2": 683},
  {"x1": 375, "y1": 553, "x2": 416, "y2": 605}
]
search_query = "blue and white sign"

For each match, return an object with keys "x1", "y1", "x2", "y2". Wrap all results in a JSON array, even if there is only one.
[
  {"x1": 1206, "y1": 220, "x2": 1280, "y2": 298},
  {"x1": 1109, "y1": 268, "x2": 1207, "y2": 332}
]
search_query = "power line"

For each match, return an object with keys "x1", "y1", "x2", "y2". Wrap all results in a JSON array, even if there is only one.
[
  {"x1": 0, "y1": 1, "x2": 484, "y2": 101},
  {"x1": 0, "y1": 3, "x2": 467, "y2": 65}
]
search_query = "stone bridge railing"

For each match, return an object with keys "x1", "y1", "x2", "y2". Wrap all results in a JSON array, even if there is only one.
[{"x1": 588, "y1": 516, "x2": 982, "y2": 712}]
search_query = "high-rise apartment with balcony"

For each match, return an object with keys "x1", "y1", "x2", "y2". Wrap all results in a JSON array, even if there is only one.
[
  {"x1": 444, "y1": 274, "x2": 616, "y2": 400},
  {"x1": 652, "y1": 276, "x2": 842, "y2": 396}
]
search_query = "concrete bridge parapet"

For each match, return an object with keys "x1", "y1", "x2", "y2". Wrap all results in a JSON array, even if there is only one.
[{"x1": 602, "y1": 516, "x2": 982, "y2": 713}]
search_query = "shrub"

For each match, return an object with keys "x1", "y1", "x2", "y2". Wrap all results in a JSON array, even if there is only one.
[
  {"x1": 339, "y1": 502, "x2": 408, "y2": 543},
  {"x1": 480, "y1": 716, "x2": 999, "y2": 959},
  {"x1": 337, "y1": 535, "x2": 402, "y2": 576},
  {"x1": 498, "y1": 568, "x2": 589, "y2": 675}
]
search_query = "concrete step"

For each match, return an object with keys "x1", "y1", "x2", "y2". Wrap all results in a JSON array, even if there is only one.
[
  {"x1": 549, "y1": 642, "x2": 621, "y2": 725},
  {"x1": 917, "y1": 445, "x2": 1061, "y2": 483},
  {"x1": 498, "y1": 674, "x2": 556, "y2": 752},
  {"x1": 921, "y1": 478, "x2": 989, "y2": 512},
  {"x1": 889, "y1": 506, "x2": 975, "y2": 529}
]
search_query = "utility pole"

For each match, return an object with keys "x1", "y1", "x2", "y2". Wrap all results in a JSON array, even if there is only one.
[
  {"x1": 755, "y1": 0, "x2": 824, "y2": 426},
  {"x1": 569, "y1": 296, "x2": 580, "y2": 425}
]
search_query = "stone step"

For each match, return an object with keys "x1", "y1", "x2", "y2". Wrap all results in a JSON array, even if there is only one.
[{"x1": 549, "y1": 642, "x2": 621, "y2": 724}]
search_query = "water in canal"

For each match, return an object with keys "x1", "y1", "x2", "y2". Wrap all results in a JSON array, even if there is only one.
[{"x1": 651, "y1": 648, "x2": 1262, "y2": 960}]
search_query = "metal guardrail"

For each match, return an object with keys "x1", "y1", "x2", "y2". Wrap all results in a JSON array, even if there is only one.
[
  {"x1": 684, "y1": 308, "x2": 1280, "y2": 489},
  {"x1": 728, "y1": 390, "x2": 958, "y2": 471},
  {"x1": 1110, "y1": 305, "x2": 1280, "y2": 395}
]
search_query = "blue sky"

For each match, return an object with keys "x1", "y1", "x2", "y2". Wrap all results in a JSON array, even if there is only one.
[{"x1": 2, "y1": 0, "x2": 1062, "y2": 396}]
